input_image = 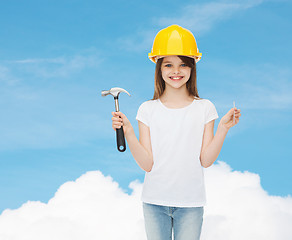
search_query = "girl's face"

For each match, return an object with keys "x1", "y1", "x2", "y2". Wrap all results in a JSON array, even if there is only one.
[{"x1": 161, "y1": 55, "x2": 191, "y2": 89}]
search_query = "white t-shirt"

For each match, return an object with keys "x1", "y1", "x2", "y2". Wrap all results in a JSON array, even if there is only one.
[{"x1": 135, "y1": 98, "x2": 219, "y2": 207}]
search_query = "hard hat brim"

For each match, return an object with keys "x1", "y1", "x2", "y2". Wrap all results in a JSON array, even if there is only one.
[{"x1": 148, "y1": 54, "x2": 202, "y2": 63}]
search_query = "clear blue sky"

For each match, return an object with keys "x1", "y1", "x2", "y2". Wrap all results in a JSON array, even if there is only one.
[{"x1": 0, "y1": 0, "x2": 291, "y2": 213}]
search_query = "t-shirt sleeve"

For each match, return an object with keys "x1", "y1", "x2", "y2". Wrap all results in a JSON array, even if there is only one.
[
  {"x1": 205, "y1": 100, "x2": 219, "y2": 124},
  {"x1": 136, "y1": 102, "x2": 150, "y2": 127}
]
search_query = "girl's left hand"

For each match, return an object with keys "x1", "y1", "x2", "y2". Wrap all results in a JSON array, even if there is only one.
[{"x1": 219, "y1": 107, "x2": 241, "y2": 131}]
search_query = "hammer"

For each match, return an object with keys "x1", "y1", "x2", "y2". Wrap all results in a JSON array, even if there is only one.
[{"x1": 101, "y1": 87, "x2": 131, "y2": 152}]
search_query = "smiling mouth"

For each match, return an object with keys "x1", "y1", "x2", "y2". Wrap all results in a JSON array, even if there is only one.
[{"x1": 170, "y1": 76, "x2": 184, "y2": 81}]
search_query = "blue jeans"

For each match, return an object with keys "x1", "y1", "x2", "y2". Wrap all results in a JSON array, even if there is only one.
[{"x1": 143, "y1": 202, "x2": 204, "y2": 240}]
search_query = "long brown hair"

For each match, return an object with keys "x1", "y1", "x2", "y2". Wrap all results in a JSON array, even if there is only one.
[{"x1": 151, "y1": 55, "x2": 201, "y2": 100}]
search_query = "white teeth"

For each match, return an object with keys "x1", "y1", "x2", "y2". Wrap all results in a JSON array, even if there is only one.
[{"x1": 171, "y1": 77, "x2": 182, "y2": 80}]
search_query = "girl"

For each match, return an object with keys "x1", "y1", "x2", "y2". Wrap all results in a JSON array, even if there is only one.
[{"x1": 111, "y1": 25, "x2": 241, "y2": 240}]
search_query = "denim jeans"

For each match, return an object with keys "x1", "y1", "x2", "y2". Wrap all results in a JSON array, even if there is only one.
[{"x1": 143, "y1": 202, "x2": 204, "y2": 240}]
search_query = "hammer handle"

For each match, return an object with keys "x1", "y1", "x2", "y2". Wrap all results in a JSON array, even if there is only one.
[{"x1": 116, "y1": 118, "x2": 126, "y2": 152}]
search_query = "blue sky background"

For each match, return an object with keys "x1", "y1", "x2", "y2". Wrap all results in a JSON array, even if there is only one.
[{"x1": 0, "y1": 0, "x2": 291, "y2": 213}]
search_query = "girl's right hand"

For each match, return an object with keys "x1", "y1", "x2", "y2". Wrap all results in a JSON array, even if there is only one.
[{"x1": 111, "y1": 111, "x2": 133, "y2": 136}]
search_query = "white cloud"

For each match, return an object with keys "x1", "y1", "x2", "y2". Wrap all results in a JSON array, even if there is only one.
[
  {"x1": 0, "y1": 83, "x2": 108, "y2": 150},
  {"x1": 1, "y1": 48, "x2": 103, "y2": 81},
  {"x1": 203, "y1": 61, "x2": 292, "y2": 110},
  {"x1": 0, "y1": 171, "x2": 145, "y2": 240},
  {"x1": 0, "y1": 50, "x2": 106, "y2": 150},
  {"x1": 0, "y1": 65, "x2": 20, "y2": 86},
  {"x1": 118, "y1": 0, "x2": 264, "y2": 52},
  {"x1": 202, "y1": 161, "x2": 292, "y2": 240},
  {"x1": 0, "y1": 161, "x2": 291, "y2": 240},
  {"x1": 157, "y1": 0, "x2": 265, "y2": 31},
  {"x1": 116, "y1": 29, "x2": 156, "y2": 53},
  {"x1": 8, "y1": 54, "x2": 102, "y2": 79}
]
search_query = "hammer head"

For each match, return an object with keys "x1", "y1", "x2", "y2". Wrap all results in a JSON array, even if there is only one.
[{"x1": 101, "y1": 87, "x2": 131, "y2": 98}]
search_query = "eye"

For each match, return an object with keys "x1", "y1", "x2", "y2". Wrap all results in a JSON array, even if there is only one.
[
  {"x1": 181, "y1": 63, "x2": 187, "y2": 67},
  {"x1": 164, "y1": 64, "x2": 172, "y2": 67}
]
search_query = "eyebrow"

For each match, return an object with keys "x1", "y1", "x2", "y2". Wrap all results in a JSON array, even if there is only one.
[{"x1": 163, "y1": 61, "x2": 184, "y2": 64}]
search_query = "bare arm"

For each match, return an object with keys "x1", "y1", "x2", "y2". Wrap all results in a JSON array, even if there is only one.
[
  {"x1": 200, "y1": 121, "x2": 228, "y2": 168},
  {"x1": 200, "y1": 107, "x2": 241, "y2": 168},
  {"x1": 125, "y1": 126, "x2": 153, "y2": 172},
  {"x1": 112, "y1": 111, "x2": 153, "y2": 172}
]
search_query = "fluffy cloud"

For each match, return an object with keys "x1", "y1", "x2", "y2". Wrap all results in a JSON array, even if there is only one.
[
  {"x1": 0, "y1": 161, "x2": 291, "y2": 240},
  {"x1": 0, "y1": 171, "x2": 145, "y2": 240},
  {"x1": 202, "y1": 161, "x2": 292, "y2": 240}
]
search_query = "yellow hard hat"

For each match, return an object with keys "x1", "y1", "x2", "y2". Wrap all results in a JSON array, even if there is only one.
[{"x1": 148, "y1": 24, "x2": 202, "y2": 63}]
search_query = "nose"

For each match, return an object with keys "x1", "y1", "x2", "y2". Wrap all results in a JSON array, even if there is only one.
[{"x1": 173, "y1": 66, "x2": 180, "y2": 74}]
